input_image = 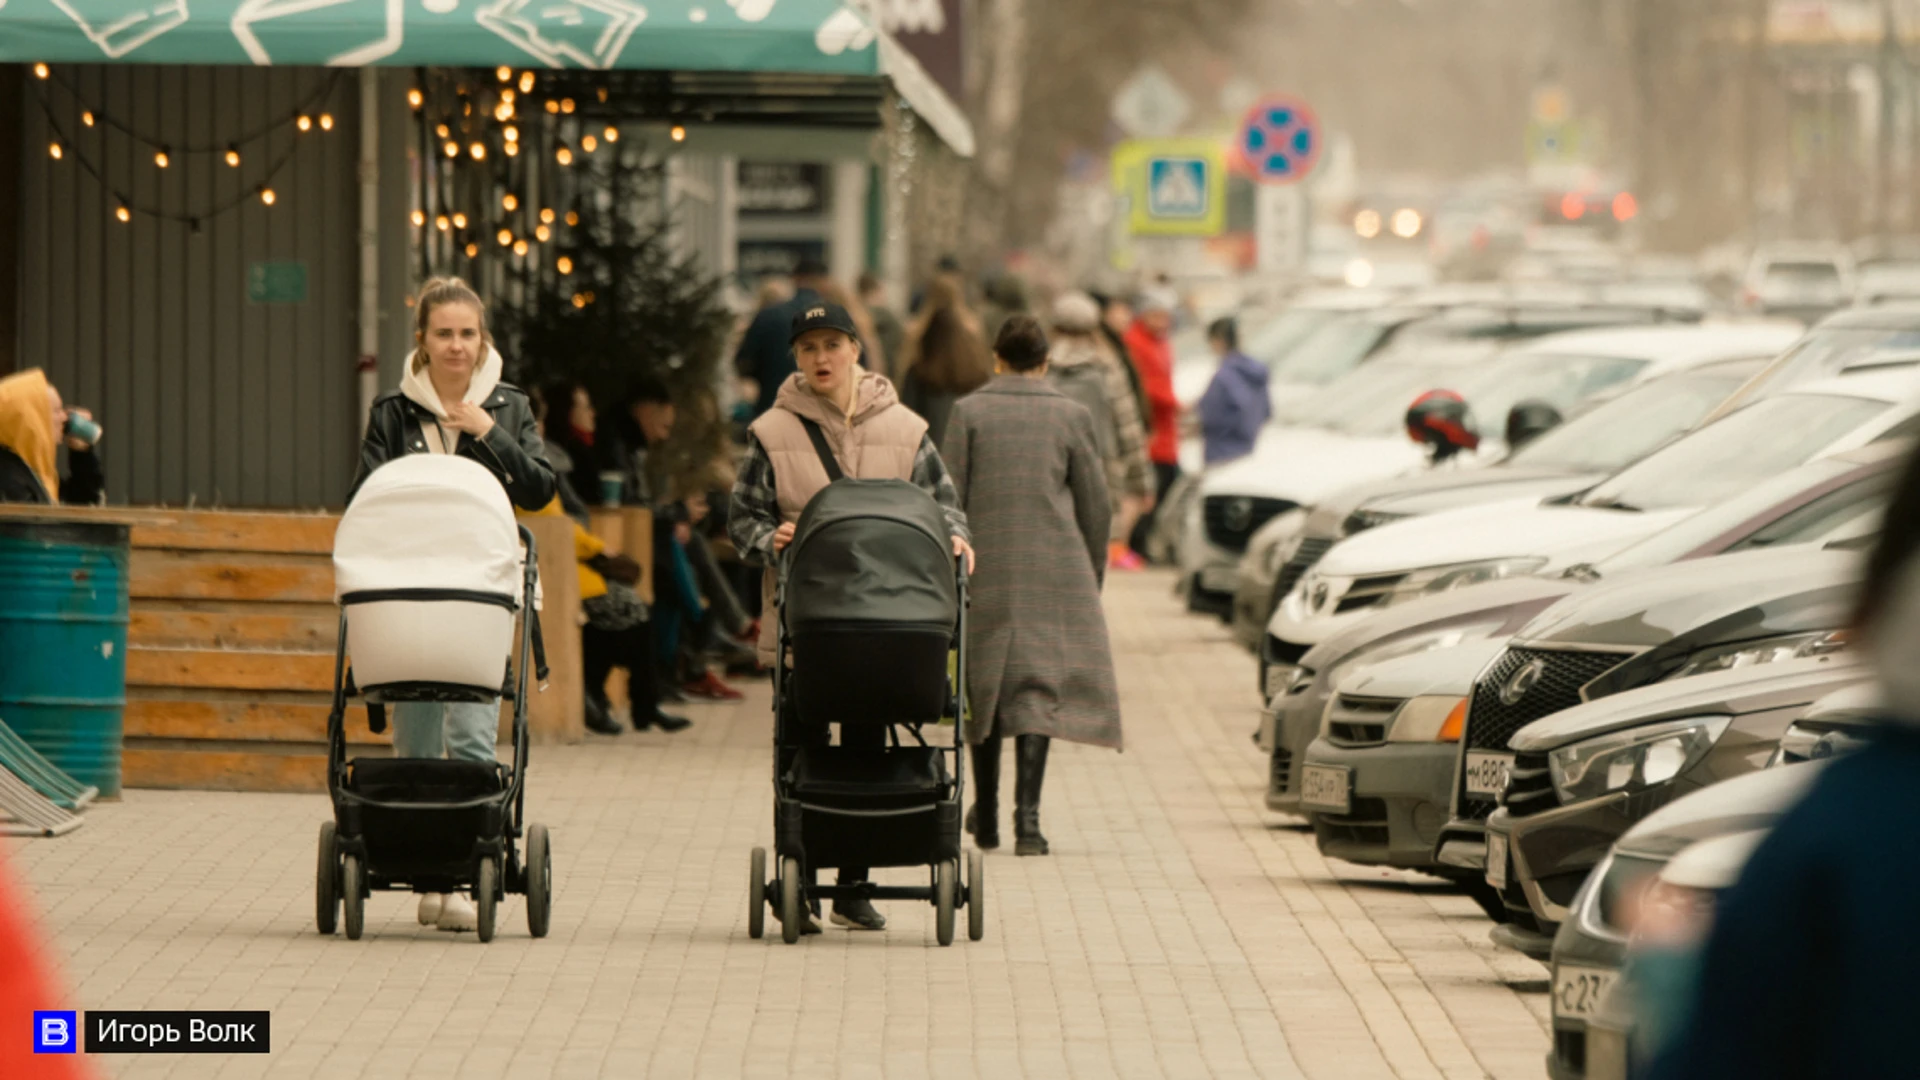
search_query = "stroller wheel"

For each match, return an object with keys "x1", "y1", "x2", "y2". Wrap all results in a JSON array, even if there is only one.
[
  {"x1": 342, "y1": 855, "x2": 365, "y2": 941},
  {"x1": 934, "y1": 859, "x2": 956, "y2": 947},
  {"x1": 525, "y1": 824, "x2": 552, "y2": 939},
  {"x1": 779, "y1": 857, "x2": 802, "y2": 945},
  {"x1": 967, "y1": 850, "x2": 985, "y2": 942},
  {"x1": 748, "y1": 847, "x2": 767, "y2": 940},
  {"x1": 315, "y1": 822, "x2": 339, "y2": 936},
  {"x1": 476, "y1": 858, "x2": 498, "y2": 943}
]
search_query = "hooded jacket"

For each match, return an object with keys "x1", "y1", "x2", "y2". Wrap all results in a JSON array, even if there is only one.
[
  {"x1": 0, "y1": 368, "x2": 104, "y2": 505},
  {"x1": 1197, "y1": 350, "x2": 1272, "y2": 465},
  {"x1": 348, "y1": 345, "x2": 555, "y2": 511}
]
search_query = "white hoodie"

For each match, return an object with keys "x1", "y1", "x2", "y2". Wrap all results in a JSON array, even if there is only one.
[{"x1": 400, "y1": 344, "x2": 503, "y2": 453}]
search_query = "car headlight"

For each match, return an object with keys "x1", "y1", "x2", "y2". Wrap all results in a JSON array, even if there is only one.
[
  {"x1": 1386, "y1": 695, "x2": 1468, "y2": 743},
  {"x1": 1382, "y1": 557, "x2": 1549, "y2": 608},
  {"x1": 1548, "y1": 715, "x2": 1732, "y2": 804},
  {"x1": 1670, "y1": 630, "x2": 1850, "y2": 680},
  {"x1": 1773, "y1": 721, "x2": 1872, "y2": 766}
]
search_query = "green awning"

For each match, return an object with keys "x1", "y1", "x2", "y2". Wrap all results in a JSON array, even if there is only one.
[{"x1": 1, "y1": 0, "x2": 971, "y2": 153}]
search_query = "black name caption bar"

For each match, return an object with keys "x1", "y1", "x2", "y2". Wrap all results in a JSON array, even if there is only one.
[{"x1": 84, "y1": 1012, "x2": 270, "y2": 1054}]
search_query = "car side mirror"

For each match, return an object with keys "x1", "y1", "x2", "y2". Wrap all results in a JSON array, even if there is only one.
[{"x1": 1504, "y1": 399, "x2": 1564, "y2": 451}]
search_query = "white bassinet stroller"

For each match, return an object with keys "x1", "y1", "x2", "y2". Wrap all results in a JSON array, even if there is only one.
[{"x1": 314, "y1": 455, "x2": 552, "y2": 943}]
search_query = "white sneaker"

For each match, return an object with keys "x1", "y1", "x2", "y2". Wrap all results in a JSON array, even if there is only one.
[
  {"x1": 435, "y1": 892, "x2": 478, "y2": 932},
  {"x1": 417, "y1": 893, "x2": 445, "y2": 925}
]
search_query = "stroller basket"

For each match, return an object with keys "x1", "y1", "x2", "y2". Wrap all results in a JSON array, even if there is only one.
[
  {"x1": 336, "y1": 759, "x2": 507, "y2": 885},
  {"x1": 789, "y1": 621, "x2": 953, "y2": 725}
]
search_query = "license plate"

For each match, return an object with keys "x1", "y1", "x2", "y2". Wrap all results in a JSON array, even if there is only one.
[
  {"x1": 1266, "y1": 663, "x2": 1301, "y2": 702},
  {"x1": 1486, "y1": 831, "x2": 1509, "y2": 890},
  {"x1": 1464, "y1": 751, "x2": 1515, "y2": 799},
  {"x1": 1202, "y1": 566, "x2": 1240, "y2": 594},
  {"x1": 1552, "y1": 964, "x2": 1621, "y2": 1020},
  {"x1": 1300, "y1": 764, "x2": 1351, "y2": 814}
]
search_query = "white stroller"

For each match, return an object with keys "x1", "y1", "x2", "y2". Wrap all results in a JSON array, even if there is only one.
[{"x1": 314, "y1": 455, "x2": 552, "y2": 943}]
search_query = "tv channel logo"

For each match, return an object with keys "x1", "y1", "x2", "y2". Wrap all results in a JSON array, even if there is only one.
[{"x1": 34, "y1": 1010, "x2": 77, "y2": 1053}]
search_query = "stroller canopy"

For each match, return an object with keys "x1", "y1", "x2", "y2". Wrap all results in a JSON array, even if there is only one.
[
  {"x1": 334, "y1": 455, "x2": 520, "y2": 605},
  {"x1": 786, "y1": 479, "x2": 958, "y2": 629}
]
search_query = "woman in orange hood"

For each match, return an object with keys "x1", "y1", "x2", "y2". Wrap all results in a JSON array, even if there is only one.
[{"x1": 0, "y1": 369, "x2": 104, "y2": 505}]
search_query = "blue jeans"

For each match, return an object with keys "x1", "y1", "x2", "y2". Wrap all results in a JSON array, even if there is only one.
[{"x1": 392, "y1": 701, "x2": 499, "y2": 762}]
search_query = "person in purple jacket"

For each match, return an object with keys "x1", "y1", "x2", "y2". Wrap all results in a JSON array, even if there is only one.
[{"x1": 1197, "y1": 317, "x2": 1270, "y2": 465}]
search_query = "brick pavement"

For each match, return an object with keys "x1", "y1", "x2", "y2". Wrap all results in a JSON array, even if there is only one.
[{"x1": 7, "y1": 572, "x2": 1549, "y2": 1079}]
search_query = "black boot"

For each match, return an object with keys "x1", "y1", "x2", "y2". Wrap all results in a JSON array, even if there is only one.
[
  {"x1": 966, "y1": 732, "x2": 1002, "y2": 850},
  {"x1": 585, "y1": 691, "x2": 624, "y2": 736},
  {"x1": 1014, "y1": 735, "x2": 1050, "y2": 856}
]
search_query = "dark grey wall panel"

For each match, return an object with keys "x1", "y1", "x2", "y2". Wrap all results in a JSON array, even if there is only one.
[{"x1": 16, "y1": 65, "x2": 358, "y2": 508}]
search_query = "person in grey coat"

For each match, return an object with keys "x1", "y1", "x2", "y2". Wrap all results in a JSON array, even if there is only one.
[{"x1": 941, "y1": 314, "x2": 1121, "y2": 855}]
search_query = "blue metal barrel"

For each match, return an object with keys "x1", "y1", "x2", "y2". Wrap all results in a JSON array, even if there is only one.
[{"x1": 0, "y1": 519, "x2": 130, "y2": 798}]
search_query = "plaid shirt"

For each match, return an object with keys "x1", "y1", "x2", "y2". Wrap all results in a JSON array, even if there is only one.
[{"x1": 728, "y1": 431, "x2": 970, "y2": 565}]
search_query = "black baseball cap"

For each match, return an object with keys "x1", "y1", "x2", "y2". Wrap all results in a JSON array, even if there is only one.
[{"x1": 789, "y1": 301, "x2": 860, "y2": 345}]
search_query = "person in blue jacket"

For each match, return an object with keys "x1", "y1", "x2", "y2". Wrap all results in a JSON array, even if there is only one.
[
  {"x1": 1647, "y1": 438, "x2": 1920, "y2": 1080},
  {"x1": 1196, "y1": 317, "x2": 1269, "y2": 466}
]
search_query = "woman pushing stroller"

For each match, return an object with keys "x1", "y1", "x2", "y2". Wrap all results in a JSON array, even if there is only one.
[
  {"x1": 346, "y1": 276, "x2": 555, "y2": 932},
  {"x1": 729, "y1": 301, "x2": 974, "y2": 933}
]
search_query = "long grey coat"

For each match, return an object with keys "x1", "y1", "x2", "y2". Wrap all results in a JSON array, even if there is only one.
[{"x1": 942, "y1": 376, "x2": 1122, "y2": 749}]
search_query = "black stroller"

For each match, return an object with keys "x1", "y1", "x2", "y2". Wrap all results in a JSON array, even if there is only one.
[
  {"x1": 314, "y1": 455, "x2": 553, "y2": 943},
  {"x1": 747, "y1": 456, "x2": 984, "y2": 946}
]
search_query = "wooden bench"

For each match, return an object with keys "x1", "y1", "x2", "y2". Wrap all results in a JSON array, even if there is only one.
[{"x1": 0, "y1": 506, "x2": 590, "y2": 793}]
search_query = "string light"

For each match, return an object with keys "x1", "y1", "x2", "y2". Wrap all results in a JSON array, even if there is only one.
[
  {"x1": 297, "y1": 115, "x2": 312, "y2": 132},
  {"x1": 469, "y1": 141, "x2": 486, "y2": 161},
  {"x1": 436, "y1": 123, "x2": 450, "y2": 138},
  {"x1": 513, "y1": 239, "x2": 529, "y2": 256},
  {"x1": 443, "y1": 140, "x2": 458, "y2": 158},
  {"x1": 494, "y1": 102, "x2": 513, "y2": 122},
  {"x1": 540, "y1": 208, "x2": 555, "y2": 224},
  {"x1": 561, "y1": 98, "x2": 575, "y2": 114},
  {"x1": 566, "y1": 211, "x2": 579, "y2": 227},
  {"x1": 466, "y1": 242, "x2": 479, "y2": 258},
  {"x1": 597, "y1": 88, "x2": 609, "y2": 103},
  {"x1": 452, "y1": 212, "x2": 468, "y2": 229},
  {"x1": 154, "y1": 149, "x2": 170, "y2": 169},
  {"x1": 497, "y1": 228, "x2": 512, "y2": 246},
  {"x1": 48, "y1": 142, "x2": 62, "y2": 160},
  {"x1": 81, "y1": 111, "x2": 94, "y2": 127},
  {"x1": 226, "y1": 146, "x2": 241, "y2": 167},
  {"x1": 571, "y1": 293, "x2": 586, "y2": 309},
  {"x1": 670, "y1": 124, "x2": 687, "y2": 142},
  {"x1": 504, "y1": 142, "x2": 519, "y2": 157},
  {"x1": 535, "y1": 224, "x2": 551, "y2": 242},
  {"x1": 604, "y1": 126, "x2": 619, "y2": 143},
  {"x1": 411, "y1": 210, "x2": 426, "y2": 227},
  {"x1": 519, "y1": 71, "x2": 536, "y2": 94},
  {"x1": 33, "y1": 63, "x2": 49, "y2": 80},
  {"x1": 501, "y1": 89, "x2": 516, "y2": 105},
  {"x1": 496, "y1": 66, "x2": 512, "y2": 83},
  {"x1": 319, "y1": 113, "x2": 334, "y2": 131},
  {"x1": 408, "y1": 88, "x2": 424, "y2": 110},
  {"x1": 115, "y1": 204, "x2": 130, "y2": 223},
  {"x1": 503, "y1": 194, "x2": 519, "y2": 211},
  {"x1": 436, "y1": 214, "x2": 451, "y2": 231},
  {"x1": 555, "y1": 145, "x2": 573, "y2": 166},
  {"x1": 557, "y1": 256, "x2": 573, "y2": 274},
  {"x1": 503, "y1": 126, "x2": 519, "y2": 144},
  {"x1": 581, "y1": 134, "x2": 598, "y2": 153},
  {"x1": 259, "y1": 187, "x2": 276, "y2": 206},
  {"x1": 545, "y1": 100, "x2": 560, "y2": 115}
]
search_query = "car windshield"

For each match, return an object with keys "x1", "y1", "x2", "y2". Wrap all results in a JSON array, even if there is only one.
[
  {"x1": 1244, "y1": 308, "x2": 1342, "y2": 370},
  {"x1": 1268, "y1": 315, "x2": 1394, "y2": 387},
  {"x1": 1578, "y1": 393, "x2": 1890, "y2": 513},
  {"x1": 1593, "y1": 457, "x2": 1861, "y2": 575},
  {"x1": 1511, "y1": 370, "x2": 1751, "y2": 472},
  {"x1": 1273, "y1": 358, "x2": 1458, "y2": 432},
  {"x1": 1717, "y1": 326, "x2": 1920, "y2": 407},
  {"x1": 1453, "y1": 352, "x2": 1649, "y2": 435},
  {"x1": 1764, "y1": 262, "x2": 1843, "y2": 287}
]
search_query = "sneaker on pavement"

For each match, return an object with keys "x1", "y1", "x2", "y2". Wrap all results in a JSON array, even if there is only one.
[
  {"x1": 435, "y1": 892, "x2": 478, "y2": 932},
  {"x1": 830, "y1": 896, "x2": 887, "y2": 931},
  {"x1": 417, "y1": 893, "x2": 445, "y2": 925},
  {"x1": 1109, "y1": 544, "x2": 1147, "y2": 572},
  {"x1": 684, "y1": 673, "x2": 745, "y2": 701}
]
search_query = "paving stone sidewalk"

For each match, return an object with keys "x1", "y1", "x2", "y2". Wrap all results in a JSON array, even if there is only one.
[{"x1": 7, "y1": 572, "x2": 1548, "y2": 1079}]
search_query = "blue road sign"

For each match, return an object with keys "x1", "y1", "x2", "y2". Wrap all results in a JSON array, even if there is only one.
[
  {"x1": 1240, "y1": 95, "x2": 1321, "y2": 185},
  {"x1": 1146, "y1": 157, "x2": 1211, "y2": 219}
]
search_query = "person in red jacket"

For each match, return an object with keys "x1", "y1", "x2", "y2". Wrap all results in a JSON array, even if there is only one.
[
  {"x1": 1123, "y1": 288, "x2": 1182, "y2": 558},
  {"x1": 0, "y1": 845, "x2": 92, "y2": 1079}
]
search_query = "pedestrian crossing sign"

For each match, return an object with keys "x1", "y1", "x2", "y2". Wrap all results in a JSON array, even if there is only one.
[{"x1": 1112, "y1": 138, "x2": 1227, "y2": 237}]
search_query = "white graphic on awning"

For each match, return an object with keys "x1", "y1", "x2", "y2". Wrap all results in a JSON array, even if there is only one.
[
  {"x1": 476, "y1": 0, "x2": 649, "y2": 68},
  {"x1": 53, "y1": 0, "x2": 191, "y2": 59},
  {"x1": 230, "y1": 0, "x2": 406, "y2": 66}
]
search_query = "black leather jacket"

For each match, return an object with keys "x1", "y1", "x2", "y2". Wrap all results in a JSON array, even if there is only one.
[{"x1": 348, "y1": 383, "x2": 557, "y2": 510}]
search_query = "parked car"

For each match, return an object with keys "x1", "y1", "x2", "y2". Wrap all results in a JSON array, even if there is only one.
[
  {"x1": 1742, "y1": 242, "x2": 1856, "y2": 322},
  {"x1": 1854, "y1": 263, "x2": 1920, "y2": 307},
  {"x1": 1708, "y1": 303, "x2": 1920, "y2": 419},
  {"x1": 1270, "y1": 367, "x2": 1920, "y2": 656},
  {"x1": 1281, "y1": 440, "x2": 1894, "y2": 854},
  {"x1": 1181, "y1": 307, "x2": 1680, "y2": 615},
  {"x1": 1561, "y1": 683, "x2": 1878, "y2": 1080},
  {"x1": 1227, "y1": 323, "x2": 1800, "y2": 651},
  {"x1": 1449, "y1": 544, "x2": 1869, "y2": 946}
]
